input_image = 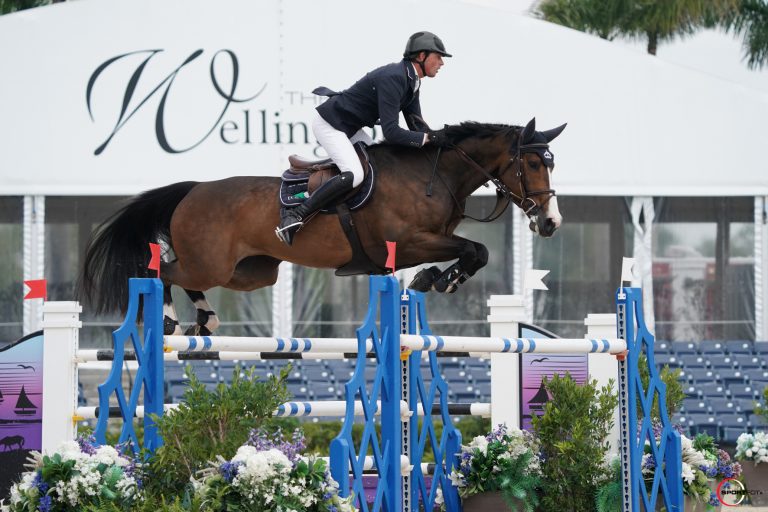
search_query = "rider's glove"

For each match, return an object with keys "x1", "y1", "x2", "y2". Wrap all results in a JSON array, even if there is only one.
[{"x1": 427, "y1": 130, "x2": 451, "y2": 148}]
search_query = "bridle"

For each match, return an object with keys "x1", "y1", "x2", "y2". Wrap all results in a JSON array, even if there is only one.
[{"x1": 430, "y1": 138, "x2": 557, "y2": 223}]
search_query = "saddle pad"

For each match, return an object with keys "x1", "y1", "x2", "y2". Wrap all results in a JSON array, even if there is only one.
[{"x1": 278, "y1": 161, "x2": 375, "y2": 212}]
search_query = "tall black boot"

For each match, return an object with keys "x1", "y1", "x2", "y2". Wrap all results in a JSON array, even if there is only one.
[{"x1": 275, "y1": 171, "x2": 355, "y2": 245}]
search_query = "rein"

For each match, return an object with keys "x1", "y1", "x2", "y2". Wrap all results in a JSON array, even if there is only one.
[{"x1": 427, "y1": 140, "x2": 556, "y2": 223}]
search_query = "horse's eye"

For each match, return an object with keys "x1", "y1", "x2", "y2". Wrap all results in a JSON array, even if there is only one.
[{"x1": 528, "y1": 160, "x2": 541, "y2": 170}]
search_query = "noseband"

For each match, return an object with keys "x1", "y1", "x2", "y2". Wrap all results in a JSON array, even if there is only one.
[{"x1": 450, "y1": 141, "x2": 557, "y2": 222}]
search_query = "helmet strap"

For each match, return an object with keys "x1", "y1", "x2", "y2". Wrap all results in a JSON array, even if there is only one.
[{"x1": 413, "y1": 51, "x2": 429, "y2": 77}]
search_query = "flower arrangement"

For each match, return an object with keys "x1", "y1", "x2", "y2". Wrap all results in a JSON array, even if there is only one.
[
  {"x1": 445, "y1": 424, "x2": 541, "y2": 512},
  {"x1": 3, "y1": 435, "x2": 142, "y2": 512},
  {"x1": 735, "y1": 431, "x2": 768, "y2": 464},
  {"x1": 642, "y1": 429, "x2": 741, "y2": 509},
  {"x1": 195, "y1": 428, "x2": 356, "y2": 512}
]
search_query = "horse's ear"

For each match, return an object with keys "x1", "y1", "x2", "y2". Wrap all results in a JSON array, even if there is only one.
[
  {"x1": 540, "y1": 123, "x2": 567, "y2": 143},
  {"x1": 521, "y1": 118, "x2": 536, "y2": 143}
]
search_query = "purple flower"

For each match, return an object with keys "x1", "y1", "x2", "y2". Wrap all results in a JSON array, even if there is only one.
[
  {"x1": 38, "y1": 494, "x2": 53, "y2": 512},
  {"x1": 32, "y1": 471, "x2": 48, "y2": 494},
  {"x1": 247, "y1": 428, "x2": 306, "y2": 465},
  {"x1": 707, "y1": 491, "x2": 720, "y2": 507},
  {"x1": 219, "y1": 461, "x2": 242, "y2": 483},
  {"x1": 76, "y1": 433, "x2": 98, "y2": 455}
]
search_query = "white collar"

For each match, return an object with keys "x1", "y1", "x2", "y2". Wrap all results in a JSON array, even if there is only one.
[{"x1": 410, "y1": 62, "x2": 421, "y2": 92}]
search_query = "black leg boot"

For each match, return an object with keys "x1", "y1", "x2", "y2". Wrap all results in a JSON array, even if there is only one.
[{"x1": 275, "y1": 171, "x2": 355, "y2": 245}]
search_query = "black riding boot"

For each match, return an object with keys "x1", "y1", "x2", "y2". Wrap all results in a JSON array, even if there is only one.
[{"x1": 275, "y1": 171, "x2": 355, "y2": 245}]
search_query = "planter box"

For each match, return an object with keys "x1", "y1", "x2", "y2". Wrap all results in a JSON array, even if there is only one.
[
  {"x1": 462, "y1": 492, "x2": 527, "y2": 512},
  {"x1": 740, "y1": 461, "x2": 768, "y2": 506}
]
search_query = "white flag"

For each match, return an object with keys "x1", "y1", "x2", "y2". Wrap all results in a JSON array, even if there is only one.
[
  {"x1": 524, "y1": 269, "x2": 549, "y2": 291},
  {"x1": 621, "y1": 257, "x2": 637, "y2": 283}
]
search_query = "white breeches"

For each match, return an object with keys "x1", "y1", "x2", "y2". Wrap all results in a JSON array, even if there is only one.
[{"x1": 312, "y1": 113, "x2": 374, "y2": 187}]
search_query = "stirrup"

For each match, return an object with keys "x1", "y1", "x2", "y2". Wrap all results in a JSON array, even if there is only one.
[{"x1": 275, "y1": 220, "x2": 303, "y2": 245}]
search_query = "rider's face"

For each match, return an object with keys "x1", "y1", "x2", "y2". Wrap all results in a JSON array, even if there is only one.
[{"x1": 423, "y1": 52, "x2": 444, "y2": 78}]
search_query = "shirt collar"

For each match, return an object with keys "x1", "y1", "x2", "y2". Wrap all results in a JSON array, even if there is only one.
[{"x1": 409, "y1": 62, "x2": 421, "y2": 92}]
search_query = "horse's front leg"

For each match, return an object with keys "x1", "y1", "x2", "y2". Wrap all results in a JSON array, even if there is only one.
[{"x1": 407, "y1": 235, "x2": 488, "y2": 294}]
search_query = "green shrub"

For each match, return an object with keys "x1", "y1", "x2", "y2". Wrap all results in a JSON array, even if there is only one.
[
  {"x1": 532, "y1": 373, "x2": 618, "y2": 512},
  {"x1": 638, "y1": 353, "x2": 685, "y2": 420},
  {"x1": 142, "y1": 365, "x2": 291, "y2": 497}
]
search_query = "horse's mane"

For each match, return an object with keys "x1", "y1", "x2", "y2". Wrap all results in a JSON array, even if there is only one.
[
  {"x1": 443, "y1": 122, "x2": 520, "y2": 145},
  {"x1": 370, "y1": 122, "x2": 521, "y2": 149}
]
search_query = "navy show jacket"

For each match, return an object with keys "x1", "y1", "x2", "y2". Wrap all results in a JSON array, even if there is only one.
[{"x1": 315, "y1": 59, "x2": 427, "y2": 148}]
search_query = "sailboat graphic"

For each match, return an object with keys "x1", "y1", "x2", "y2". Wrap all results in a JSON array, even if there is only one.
[{"x1": 14, "y1": 386, "x2": 37, "y2": 416}]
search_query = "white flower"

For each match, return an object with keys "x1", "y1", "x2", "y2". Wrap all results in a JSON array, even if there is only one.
[
  {"x1": 468, "y1": 435, "x2": 488, "y2": 453},
  {"x1": 448, "y1": 470, "x2": 465, "y2": 488},
  {"x1": 93, "y1": 445, "x2": 122, "y2": 466},
  {"x1": 681, "y1": 462, "x2": 695, "y2": 484},
  {"x1": 435, "y1": 487, "x2": 444, "y2": 505}
]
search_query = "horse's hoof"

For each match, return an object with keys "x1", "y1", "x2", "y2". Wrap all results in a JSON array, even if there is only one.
[
  {"x1": 164, "y1": 316, "x2": 181, "y2": 335},
  {"x1": 408, "y1": 266, "x2": 442, "y2": 292}
]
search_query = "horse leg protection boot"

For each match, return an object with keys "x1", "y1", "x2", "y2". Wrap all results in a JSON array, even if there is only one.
[
  {"x1": 276, "y1": 172, "x2": 355, "y2": 245},
  {"x1": 434, "y1": 263, "x2": 470, "y2": 294}
]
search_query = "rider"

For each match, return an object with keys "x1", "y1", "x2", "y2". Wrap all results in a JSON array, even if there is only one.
[{"x1": 275, "y1": 31, "x2": 453, "y2": 245}]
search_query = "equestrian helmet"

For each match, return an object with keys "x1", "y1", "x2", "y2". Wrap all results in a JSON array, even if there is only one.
[{"x1": 403, "y1": 31, "x2": 452, "y2": 58}]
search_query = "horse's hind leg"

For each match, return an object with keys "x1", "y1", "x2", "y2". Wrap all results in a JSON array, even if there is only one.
[
  {"x1": 183, "y1": 289, "x2": 221, "y2": 336},
  {"x1": 163, "y1": 285, "x2": 183, "y2": 335}
]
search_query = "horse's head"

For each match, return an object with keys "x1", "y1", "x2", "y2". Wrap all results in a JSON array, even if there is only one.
[{"x1": 501, "y1": 118, "x2": 566, "y2": 237}]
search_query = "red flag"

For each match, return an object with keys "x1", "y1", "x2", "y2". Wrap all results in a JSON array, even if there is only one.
[
  {"x1": 148, "y1": 243, "x2": 161, "y2": 277},
  {"x1": 23, "y1": 279, "x2": 47, "y2": 300},
  {"x1": 385, "y1": 241, "x2": 396, "y2": 274}
]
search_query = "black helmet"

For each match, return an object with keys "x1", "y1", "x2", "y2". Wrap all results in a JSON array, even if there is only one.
[{"x1": 403, "y1": 31, "x2": 452, "y2": 59}]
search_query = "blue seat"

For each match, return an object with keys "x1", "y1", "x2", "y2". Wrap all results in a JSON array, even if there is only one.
[
  {"x1": 699, "y1": 340, "x2": 727, "y2": 354},
  {"x1": 442, "y1": 367, "x2": 469, "y2": 383},
  {"x1": 724, "y1": 340, "x2": 753, "y2": 354},
  {"x1": 686, "y1": 368, "x2": 718, "y2": 383},
  {"x1": 654, "y1": 354, "x2": 680, "y2": 367},
  {"x1": 733, "y1": 398, "x2": 756, "y2": 414},
  {"x1": 707, "y1": 354, "x2": 735, "y2": 369},
  {"x1": 440, "y1": 356, "x2": 463, "y2": 368},
  {"x1": 671, "y1": 341, "x2": 697, "y2": 355},
  {"x1": 732, "y1": 354, "x2": 763, "y2": 369},
  {"x1": 709, "y1": 397, "x2": 736, "y2": 414},
  {"x1": 696, "y1": 382, "x2": 726, "y2": 398},
  {"x1": 467, "y1": 367, "x2": 491, "y2": 383},
  {"x1": 749, "y1": 413, "x2": 768, "y2": 430},
  {"x1": 464, "y1": 358, "x2": 490, "y2": 369},
  {"x1": 677, "y1": 354, "x2": 707, "y2": 368},
  {"x1": 744, "y1": 368, "x2": 768, "y2": 382},
  {"x1": 685, "y1": 413, "x2": 718, "y2": 437},
  {"x1": 682, "y1": 397, "x2": 710, "y2": 413},
  {"x1": 728, "y1": 383, "x2": 757, "y2": 399},
  {"x1": 287, "y1": 383, "x2": 310, "y2": 400},
  {"x1": 721, "y1": 369, "x2": 747, "y2": 386},
  {"x1": 719, "y1": 414, "x2": 748, "y2": 442},
  {"x1": 654, "y1": 340, "x2": 673, "y2": 355},
  {"x1": 754, "y1": 341, "x2": 768, "y2": 356},
  {"x1": 681, "y1": 384, "x2": 700, "y2": 398}
]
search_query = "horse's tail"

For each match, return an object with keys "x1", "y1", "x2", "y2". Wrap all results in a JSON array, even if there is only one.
[{"x1": 77, "y1": 181, "x2": 199, "y2": 314}]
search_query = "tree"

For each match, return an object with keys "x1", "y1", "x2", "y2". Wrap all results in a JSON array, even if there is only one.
[
  {"x1": 0, "y1": 0, "x2": 51, "y2": 15},
  {"x1": 534, "y1": 0, "x2": 738, "y2": 55},
  {"x1": 723, "y1": 0, "x2": 768, "y2": 69}
]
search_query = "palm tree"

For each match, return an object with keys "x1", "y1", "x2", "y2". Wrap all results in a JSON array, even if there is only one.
[
  {"x1": 1, "y1": 0, "x2": 51, "y2": 15},
  {"x1": 534, "y1": 0, "x2": 738, "y2": 55},
  {"x1": 723, "y1": 0, "x2": 768, "y2": 69}
]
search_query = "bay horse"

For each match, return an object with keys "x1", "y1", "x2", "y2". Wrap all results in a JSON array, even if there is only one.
[{"x1": 79, "y1": 118, "x2": 565, "y2": 335}]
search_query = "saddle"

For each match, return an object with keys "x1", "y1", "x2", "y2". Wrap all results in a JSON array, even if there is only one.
[
  {"x1": 278, "y1": 143, "x2": 386, "y2": 276},
  {"x1": 279, "y1": 143, "x2": 374, "y2": 211}
]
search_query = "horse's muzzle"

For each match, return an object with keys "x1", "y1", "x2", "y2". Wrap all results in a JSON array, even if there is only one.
[{"x1": 529, "y1": 215, "x2": 559, "y2": 238}]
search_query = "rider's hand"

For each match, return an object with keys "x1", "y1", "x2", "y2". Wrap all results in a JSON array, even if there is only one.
[{"x1": 427, "y1": 130, "x2": 450, "y2": 147}]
